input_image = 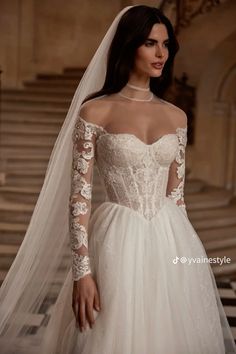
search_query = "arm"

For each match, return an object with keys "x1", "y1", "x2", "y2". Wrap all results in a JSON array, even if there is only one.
[
  {"x1": 166, "y1": 126, "x2": 188, "y2": 217},
  {"x1": 69, "y1": 115, "x2": 97, "y2": 281}
]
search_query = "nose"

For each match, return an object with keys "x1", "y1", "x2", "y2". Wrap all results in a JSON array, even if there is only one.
[{"x1": 155, "y1": 45, "x2": 165, "y2": 58}]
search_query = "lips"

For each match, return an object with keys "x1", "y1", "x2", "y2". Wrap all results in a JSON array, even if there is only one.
[{"x1": 151, "y1": 62, "x2": 164, "y2": 69}]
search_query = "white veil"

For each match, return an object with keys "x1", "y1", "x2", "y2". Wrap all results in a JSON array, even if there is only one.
[{"x1": 0, "y1": 5, "x2": 133, "y2": 353}]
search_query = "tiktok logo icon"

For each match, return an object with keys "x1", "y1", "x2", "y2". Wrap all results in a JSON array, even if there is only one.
[{"x1": 173, "y1": 256, "x2": 179, "y2": 264}]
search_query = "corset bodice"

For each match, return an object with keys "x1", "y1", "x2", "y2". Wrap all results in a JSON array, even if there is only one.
[{"x1": 95, "y1": 131, "x2": 180, "y2": 220}]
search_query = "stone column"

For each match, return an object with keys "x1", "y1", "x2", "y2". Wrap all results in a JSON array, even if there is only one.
[
  {"x1": 226, "y1": 102, "x2": 236, "y2": 194},
  {"x1": 17, "y1": 0, "x2": 36, "y2": 86},
  {"x1": 212, "y1": 100, "x2": 231, "y2": 187}
]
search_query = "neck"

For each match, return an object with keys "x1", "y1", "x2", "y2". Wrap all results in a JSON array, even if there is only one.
[
  {"x1": 127, "y1": 81, "x2": 150, "y2": 91},
  {"x1": 120, "y1": 76, "x2": 152, "y2": 101}
]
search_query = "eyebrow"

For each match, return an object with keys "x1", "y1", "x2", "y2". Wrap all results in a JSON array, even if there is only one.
[{"x1": 146, "y1": 38, "x2": 169, "y2": 43}]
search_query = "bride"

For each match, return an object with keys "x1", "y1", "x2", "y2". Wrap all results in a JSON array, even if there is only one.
[{"x1": 0, "y1": 5, "x2": 235, "y2": 354}]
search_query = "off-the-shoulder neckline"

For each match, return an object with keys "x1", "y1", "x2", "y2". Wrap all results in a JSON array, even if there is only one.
[
  {"x1": 77, "y1": 115, "x2": 187, "y2": 147},
  {"x1": 78, "y1": 94, "x2": 187, "y2": 132}
]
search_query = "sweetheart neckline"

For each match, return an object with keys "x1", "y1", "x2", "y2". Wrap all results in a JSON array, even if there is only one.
[
  {"x1": 96, "y1": 131, "x2": 178, "y2": 147},
  {"x1": 78, "y1": 115, "x2": 187, "y2": 147}
]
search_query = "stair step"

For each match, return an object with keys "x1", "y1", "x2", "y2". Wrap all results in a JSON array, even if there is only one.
[
  {"x1": 0, "y1": 186, "x2": 42, "y2": 203},
  {"x1": 63, "y1": 67, "x2": 85, "y2": 75},
  {"x1": 3, "y1": 95, "x2": 71, "y2": 104},
  {"x1": 3, "y1": 87, "x2": 75, "y2": 97},
  {"x1": 189, "y1": 201, "x2": 236, "y2": 220},
  {"x1": 0, "y1": 270, "x2": 8, "y2": 285},
  {"x1": 36, "y1": 72, "x2": 83, "y2": 80},
  {"x1": 3, "y1": 157, "x2": 49, "y2": 171},
  {"x1": 0, "y1": 186, "x2": 42, "y2": 194},
  {"x1": 2, "y1": 105, "x2": 67, "y2": 114},
  {"x1": 0, "y1": 244, "x2": 20, "y2": 254},
  {"x1": 6, "y1": 169, "x2": 45, "y2": 177},
  {"x1": 185, "y1": 186, "x2": 232, "y2": 210},
  {"x1": 23, "y1": 86, "x2": 76, "y2": 94},
  {"x1": 213, "y1": 262, "x2": 236, "y2": 278},
  {"x1": 0, "y1": 198, "x2": 34, "y2": 223},
  {"x1": 198, "y1": 225, "x2": 236, "y2": 243},
  {"x1": 4, "y1": 161, "x2": 49, "y2": 172},
  {"x1": 24, "y1": 80, "x2": 78, "y2": 88},
  {"x1": 0, "y1": 186, "x2": 43, "y2": 203},
  {"x1": 1, "y1": 147, "x2": 51, "y2": 159},
  {"x1": 191, "y1": 214, "x2": 236, "y2": 230},
  {"x1": 2, "y1": 100, "x2": 70, "y2": 111},
  {"x1": 6, "y1": 170, "x2": 45, "y2": 187},
  {"x1": 1, "y1": 135, "x2": 56, "y2": 147},
  {"x1": 205, "y1": 236, "x2": 236, "y2": 252},
  {"x1": 0, "y1": 198, "x2": 34, "y2": 212},
  {"x1": 6, "y1": 179, "x2": 43, "y2": 188},
  {"x1": 2, "y1": 124, "x2": 60, "y2": 136},
  {"x1": 188, "y1": 200, "x2": 236, "y2": 230},
  {"x1": 0, "y1": 244, "x2": 20, "y2": 269},
  {"x1": 184, "y1": 179, "x2": 205, "y2": 194},
  {"x1": 0, "y1": 222, "x2": 27, "y2": 245},
  {"x1": 2, "y1": 114, "x2": 64, "y2": 127},
  {"x1": 2, "y1": 110, "x2": 65, "y2": 122}
]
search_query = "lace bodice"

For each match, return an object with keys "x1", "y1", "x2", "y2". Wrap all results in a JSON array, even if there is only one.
[{"x1": 69, "y1": 109, "x2": 188, "y2": 281}]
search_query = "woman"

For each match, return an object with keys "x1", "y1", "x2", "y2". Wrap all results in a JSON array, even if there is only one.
[{"x1": 0, "y1": 5, "x2": 235, "y2": 354}]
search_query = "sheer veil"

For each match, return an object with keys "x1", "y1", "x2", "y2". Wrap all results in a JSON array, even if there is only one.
[{"x1": 0, "y1": 6, "x2": 133, "y2": 353}]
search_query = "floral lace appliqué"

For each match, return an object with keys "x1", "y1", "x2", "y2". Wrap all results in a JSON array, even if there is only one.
[
  {"x1": 69, "y1": 116, "x2": 100, "y2": 281},
  {"x1": 167, "y1": 127, "x2": 187, "y2": 216}
]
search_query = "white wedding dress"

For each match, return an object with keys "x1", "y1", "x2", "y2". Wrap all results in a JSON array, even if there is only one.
[{"x1": 39, "y1": 96, "x2": 236, "y2": 354}]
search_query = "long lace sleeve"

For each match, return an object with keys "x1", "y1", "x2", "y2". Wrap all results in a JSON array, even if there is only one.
[
  {"x1": 166, "y1": 127, "x2": 188, "y2": 216},
  {"x1": 69, "y1": 116, "x2": 97, "y2": 281}
]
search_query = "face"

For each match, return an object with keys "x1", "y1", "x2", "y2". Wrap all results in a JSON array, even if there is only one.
[{"x1": 133, "y1": 23, "x2": 169, "y2": 78}]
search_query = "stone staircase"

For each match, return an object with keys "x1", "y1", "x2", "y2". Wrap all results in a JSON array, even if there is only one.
[{"x1": 0, "y1": 67, "x2": 236, "y2": 285}]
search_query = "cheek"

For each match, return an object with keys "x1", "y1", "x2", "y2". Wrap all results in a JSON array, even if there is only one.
[{"x1": 135, "y1": 47, "x2": 152, "y2": 65}]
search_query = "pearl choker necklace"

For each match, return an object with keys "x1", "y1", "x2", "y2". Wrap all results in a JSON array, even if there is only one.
[
  {"x1": 118, "y1": 91, "x2": 153, "y2": 102},
  {"x1": 126, "y1": 83, "x2": 150, "y2": 92}
]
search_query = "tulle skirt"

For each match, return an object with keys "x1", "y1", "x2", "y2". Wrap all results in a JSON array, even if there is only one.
[{"x1": 41, "y1": 197, "x2": 236, "y2": 354}]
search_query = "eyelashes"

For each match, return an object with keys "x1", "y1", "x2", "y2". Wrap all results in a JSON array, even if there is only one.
[{"x1": 144, "y1": 42, "x2": 169, "y2": 48}]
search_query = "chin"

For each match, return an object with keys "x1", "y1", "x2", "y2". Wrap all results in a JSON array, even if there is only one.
[{"x1": 149, "y1": 72, "x2": 163, "y2": 78}]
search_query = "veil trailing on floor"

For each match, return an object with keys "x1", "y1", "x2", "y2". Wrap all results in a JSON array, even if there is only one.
[
  {"x1": 0, "y1": 4, "x2": 236, "y2": 354},
  {"x1": 0, "y1": 6, "x2": 133, "y2": 353}
]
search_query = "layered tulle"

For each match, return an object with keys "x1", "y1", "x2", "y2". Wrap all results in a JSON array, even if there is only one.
[{"x1": 40, "y1": 197, "x2": 235, "y2": 354}]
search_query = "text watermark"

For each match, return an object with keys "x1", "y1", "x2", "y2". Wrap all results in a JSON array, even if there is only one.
[{"x1": 172, "y1": 256, "x2": 231, "y2": 266}]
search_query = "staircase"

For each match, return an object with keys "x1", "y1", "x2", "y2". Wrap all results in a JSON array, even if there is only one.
[
  {"x1": 1, "y1": 68, "x2": 236, "y2": 282},
  {"x1": 1, "y1": 68, "x2": 236, "y2": 281}
]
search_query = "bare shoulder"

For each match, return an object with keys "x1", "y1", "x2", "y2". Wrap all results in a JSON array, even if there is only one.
[
  {"x1": 79, "y1": 96, "x2": 112, "y2": 127},
  {"x1": 157, "y1": 98, "x2": 188, "y2": 129}
]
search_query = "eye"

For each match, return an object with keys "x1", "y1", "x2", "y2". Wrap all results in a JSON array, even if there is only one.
[
  {"x1": 144, "y1": 41, "x2": 154, "y2": 47},
  {"x1": 144, "y1": 41, "x2": 169, "y2": 48}
]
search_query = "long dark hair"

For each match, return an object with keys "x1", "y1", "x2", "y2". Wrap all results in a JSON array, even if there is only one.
[{"x1": 82, "y1": 5, "x2": 179, "y2": 104}]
